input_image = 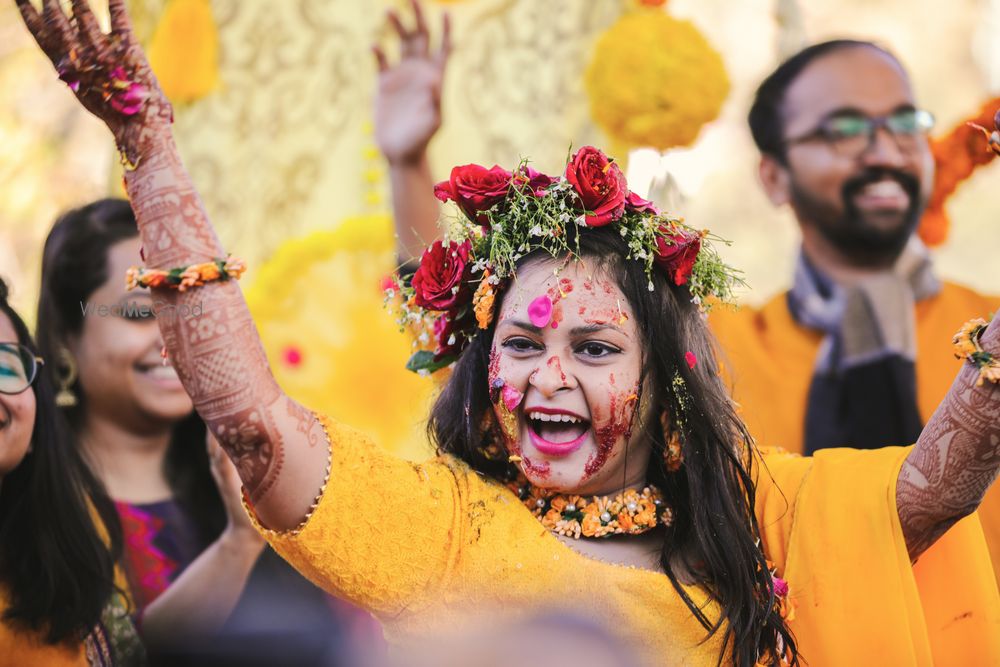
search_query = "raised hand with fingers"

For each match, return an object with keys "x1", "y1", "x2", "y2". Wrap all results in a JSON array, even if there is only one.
[
  {"x1": 373, "y1": 0, "x2": 452, "y2": 166},
  {"x1": 15, "y1": 0, "x2": 172, "y2": 167}
]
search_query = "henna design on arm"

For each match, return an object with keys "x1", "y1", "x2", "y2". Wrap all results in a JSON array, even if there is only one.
[
  {"x1": 897, "y1": 317, "x2": 1000, "y2": 560},
  {"x1": 15, "y1": 0, "x2": 328, "y2": 524}
]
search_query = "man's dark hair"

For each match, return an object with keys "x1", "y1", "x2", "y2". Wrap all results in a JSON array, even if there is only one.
[{"x1": 748, "y1": 40, "x2": 900, "y2": 162}]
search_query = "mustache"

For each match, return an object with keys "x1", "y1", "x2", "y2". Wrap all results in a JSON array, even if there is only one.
[{"x1": 842, "y1": 167, "x2": 921, "y2": 201}]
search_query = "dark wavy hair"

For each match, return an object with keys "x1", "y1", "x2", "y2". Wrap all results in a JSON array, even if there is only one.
[
  {"x1": 748, "y1": 39, "x2": 900, "y2": 163},
  {"x1": 0, "y1": 278, "x2": 122, "y2": 644},
  {"x1": 427, "y1": 226, "x2": 798, "y2": 666},
  {"x1": 35, "y1": 198, "x2": 225, "y2": 546}
]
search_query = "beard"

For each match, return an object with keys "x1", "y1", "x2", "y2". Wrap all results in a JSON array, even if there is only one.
[{"x1": 789, "y1": 167, "x2": 925, "y2": 267}]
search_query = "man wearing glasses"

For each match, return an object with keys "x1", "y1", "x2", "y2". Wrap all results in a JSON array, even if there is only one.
[{"x1": 709, "y1": 39, "x2": 1000, "y2": 580}]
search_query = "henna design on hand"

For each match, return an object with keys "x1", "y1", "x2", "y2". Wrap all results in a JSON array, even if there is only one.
[
  {"x1": 15, "y1": 0, "x2": 173, "y2": 162},
  {"x1": 898, "y1": 317, "x2": 1000, "y2": 560}
]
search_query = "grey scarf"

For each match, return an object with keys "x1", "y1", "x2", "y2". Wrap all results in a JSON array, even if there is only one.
[{"x1": 787, "y1": 238, "x2": 941, "y2": 454}]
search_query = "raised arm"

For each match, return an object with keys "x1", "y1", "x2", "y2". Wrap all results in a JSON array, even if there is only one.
[
  {"x1": 897, "y1": 315, "x2": 1000, "y2": 560},
  {"x1": 16, "y1": 0, "x2": 328, "y2": 530},
  {"x1": 373, "y1": 0, "x2": 450, "y2": 262}
]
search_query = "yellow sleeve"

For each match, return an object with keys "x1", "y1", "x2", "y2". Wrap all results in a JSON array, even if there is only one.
[
  {"x1": 758, "y1": 446, "x2": 1000, "y2": 666},
  {"x1": 244, "y1": 414, "x2": 464, "y2": 617}
]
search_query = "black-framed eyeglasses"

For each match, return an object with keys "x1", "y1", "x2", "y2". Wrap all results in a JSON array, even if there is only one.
[
  {"x1": 783, "y1": 108, "x2": 935, "y2": 157},
  {"x1": 0, "y1": 343, "x2": 44, "y2": 395}
]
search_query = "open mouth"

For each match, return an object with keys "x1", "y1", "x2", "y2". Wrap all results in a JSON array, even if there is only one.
[{"x1": 525, "y1": 408, "x2": 591, "y2": 456}]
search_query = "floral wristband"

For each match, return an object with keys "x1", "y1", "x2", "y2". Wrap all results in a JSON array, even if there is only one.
[
  {"x1": 126, "y1": 255, "x2": 247, "y2": 292},
  {"x1": 952, "y1": 317, "x2": 1000, "y2": 386}
]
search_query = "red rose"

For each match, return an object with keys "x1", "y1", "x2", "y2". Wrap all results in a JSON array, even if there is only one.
[
  {"x1": 514, "y1": 166, "x2": 555, "y2": 196},
  {"x1": 654, "y1": 225, "x2": 702, "y2": 286},
  {"x1": 412, "y1": 240, "x2": 471, "y2": 310},
  {"x1": 433, "y1": 164, "x2": 512, "y2": 226},
  {"x1": 565, "y1": 146, "x2": 628, "y2": 226},
  {"x1": 433, "y1": 311, "x2": 465, "y2": 361},
  {"x1": 625, "y1": 191, "x2": 659, "y2": 215}
]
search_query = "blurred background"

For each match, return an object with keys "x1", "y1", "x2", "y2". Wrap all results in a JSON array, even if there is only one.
[{"x1": 2, "y1": 0, "x2": 999, "y2": 458}]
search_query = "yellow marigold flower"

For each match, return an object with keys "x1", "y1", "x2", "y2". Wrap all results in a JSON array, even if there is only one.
[
  {"x1": 617, "y1": 511, "x2": 634, "y2": 532},
  {"x1": 585, "y1": 10, "x2": 729, "y2": 151}
]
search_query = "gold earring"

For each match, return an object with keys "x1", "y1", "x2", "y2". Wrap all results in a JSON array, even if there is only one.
[{"x1": 55, "y1": 347, "x2": 78, "y2": 408}]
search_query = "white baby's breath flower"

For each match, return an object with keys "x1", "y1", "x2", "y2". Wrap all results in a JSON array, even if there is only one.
[{"x1": 418, "y1": 332, "x2": 430, "y2": 344}]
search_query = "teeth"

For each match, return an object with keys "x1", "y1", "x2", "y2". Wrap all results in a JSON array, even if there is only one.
[
  {"x1": 141, "y1": 365, "x2": 179, "y2": 380},
  {"x1": 527, "y1": 411, "x2": 582, "y2": 424},
  {"x1": 862, "y1": 180, "x2": 906, "y2": 196}
]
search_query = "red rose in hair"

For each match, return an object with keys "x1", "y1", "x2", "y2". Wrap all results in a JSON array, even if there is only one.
[
  {"x1": 625, "y1": 191, "x2": 659, "y2": 215},
  {"x1": 654, "y1": 225, "x2": 702, "y2": 286},
  {"x1": 412, "y1": 240, "x2": 471, "y2": 310},
  {"x1": 433, "y1": 164, "x2": 512, "y2": 226},
  {"x1": 565, "y1": 146, "x2": 628, "y2": 226},
  {"x1": 514, "y1": 166, "x2": 555, "y2": 196},
  {"x1": 433, "y1": 311, "x2": 466, "y2": 361}
]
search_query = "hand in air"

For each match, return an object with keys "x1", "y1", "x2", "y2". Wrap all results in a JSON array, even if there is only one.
[
  {"x1": 373, "y1": 0, "x2": 452, "y2": 165},
  {"x1": 15, "y1": 0, "x2": 172, "y2": 159}
]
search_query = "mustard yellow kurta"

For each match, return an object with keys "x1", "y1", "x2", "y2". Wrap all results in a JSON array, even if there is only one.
[
  {"x1": 710, "y1": 281, "x2": 1000, "y2": 590},
  {"x1": 0, "y1": 596, "x2": 90, "y2": 667},
  {"x1": 0, "y1": 569, "x2": 133, "y2": 667},
  {"x1": 249, "y1": 414, "x2": 1000, "y2": 667}
]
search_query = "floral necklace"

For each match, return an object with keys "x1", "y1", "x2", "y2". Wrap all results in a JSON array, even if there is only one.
[{"x1": 506, "y1": 477, "x2": 673, "y2": 539}]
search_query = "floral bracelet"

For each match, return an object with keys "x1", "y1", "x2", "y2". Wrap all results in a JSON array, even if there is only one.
[
  {"x1": 952, "y1": 317, "x2": 1000, "y2": 386},
  {"x1": 126, "y1": 255, "x2": 247, "y2": 292}
]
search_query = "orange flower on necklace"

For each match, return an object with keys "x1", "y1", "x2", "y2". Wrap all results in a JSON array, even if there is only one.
[{"x1": 580, "y1": 513, "x2": 603, "y2": 538}]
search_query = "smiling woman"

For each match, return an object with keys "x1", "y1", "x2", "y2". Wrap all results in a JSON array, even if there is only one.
[
  {"x1": 13, "y1": 1, "x2": 1000, "y2": 666},
  {"x1": 33, "y1": 198, "x2": 364, "y2": 664},
  {"x1": 0, "y1": 277, "x2": 142, "y2": 666}
]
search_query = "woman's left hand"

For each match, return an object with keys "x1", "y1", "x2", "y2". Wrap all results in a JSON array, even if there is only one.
[
  {"x1": 15, "y1": 0, "x2": 173, "y2": 157},
  {"x1": 207, "y1": 431, "x2": 263, "y2": 542}
]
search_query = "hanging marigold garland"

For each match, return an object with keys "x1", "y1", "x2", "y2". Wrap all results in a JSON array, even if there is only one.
[
  {"x1": 584, "y1": 1, "x2": 730, "y2": 152},
  {"x1": 919, "y1": 97, "x2": 1000, "y2": 247}
]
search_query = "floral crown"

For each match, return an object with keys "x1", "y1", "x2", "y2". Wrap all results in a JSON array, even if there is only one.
[{"x1": 390, "y1": 146, "x2": 742, "y2": 375}]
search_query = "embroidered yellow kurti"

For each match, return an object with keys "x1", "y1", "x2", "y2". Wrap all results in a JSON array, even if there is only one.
[
  {"x1": 249, "y1": 415, "x2": 1000, "y2": 666},
  {"x1": 709, "y1": 281, "x2": 1000, "y2": 591}
]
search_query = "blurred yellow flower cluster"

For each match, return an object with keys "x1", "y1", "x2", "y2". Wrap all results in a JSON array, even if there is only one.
[{"x1": 585, "y1": 9, "x2": 729, "y2": 151}]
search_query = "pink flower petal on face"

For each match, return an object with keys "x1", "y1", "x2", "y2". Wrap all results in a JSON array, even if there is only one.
[
  {"x1": 527, "y1": 295, "x2": 553, "y2": 328},
  {"x1": 501, "y1": 385, "x2": 524, "y2": 412},
  {"x1": 685, "y1": 351, "x2": 697, "y2": 369}
]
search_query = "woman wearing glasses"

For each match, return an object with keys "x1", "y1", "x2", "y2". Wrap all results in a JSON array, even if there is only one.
[{"x1": 0, "y1": 278, "x2": 144, "y2": 666}]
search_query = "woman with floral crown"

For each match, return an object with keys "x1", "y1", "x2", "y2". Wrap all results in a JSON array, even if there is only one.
[{"x1": 15, "y1": 1, "x2": 1000, "y2": 665}]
